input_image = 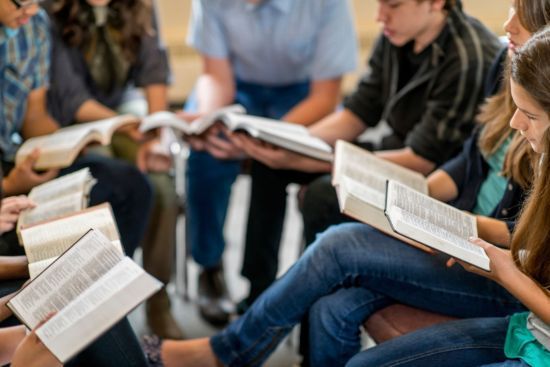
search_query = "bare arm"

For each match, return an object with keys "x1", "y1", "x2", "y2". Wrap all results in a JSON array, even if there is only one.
[
  {"x1": 20, "y1": 88, "x2": 58, "y2": 139},
  {"x1": 196, "y1": 56, "x2": 235, "y2": 113},
  {"x1": 454, "y1": 239, "x2": 550, "y2": 324},
  {"x1": 376, "y1": 147, "x2": 436, "y2": 176},
  {"x1": 0, "y1": 257, "x2": 28, "y2": 280},
  {"x1": 308, "y1": 108, "x2": 366, "y2": 145},
  {"x1": 282, "y1": 78, "x2": 342, "y2": 126},
  {"x1": 75, "y1": 100, "x2": 117, "y2": 122},
  {"x1": 427, "y1": 169, "x2": 459, "y2": 202},
  {"x1": 0, "y1": 326, "x2": 26, "y2": 366},
  {"x1": 145, "y1": 83, "x2": 169, "y2": 114}
]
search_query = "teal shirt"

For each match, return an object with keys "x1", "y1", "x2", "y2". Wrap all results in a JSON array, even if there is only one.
[
  {"x1": 473, "y1": 136, "x2": 512, "y2": 216},
  {"x1": 505, "y1": 312, "x2": 550, "y2": 366}
]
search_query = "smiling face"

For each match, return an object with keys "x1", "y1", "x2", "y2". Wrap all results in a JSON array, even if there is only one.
[
  {"x1": 510, "y1": 80, "x2": 550, "y2": 153},
  {"x1": 503, "y1": 1, "x2": 532, "y2": 56},
  {"x1": 376, "y1": 0, "x2": 446, "y2": 51},
  {"x1": 0, "y1": 0, "x2": 39, "y2": 28}
]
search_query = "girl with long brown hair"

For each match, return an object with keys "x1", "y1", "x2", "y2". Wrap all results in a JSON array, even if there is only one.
[{"x1": 45, "y1": 0, "x2": 183, "y2": 340}]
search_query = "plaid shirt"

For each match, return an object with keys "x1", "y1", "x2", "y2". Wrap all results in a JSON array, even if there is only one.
[{"x1": 0, "y1": 10, "x2": 50, "y2": 162}]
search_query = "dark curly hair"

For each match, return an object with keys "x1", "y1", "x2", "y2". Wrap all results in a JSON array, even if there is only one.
[{"x1": 51, "y1": 0, "x2": 153, "y2": 63}]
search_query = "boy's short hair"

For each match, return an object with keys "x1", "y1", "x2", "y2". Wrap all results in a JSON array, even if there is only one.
[{"x1": 416, "y1": 0, "x2": 458, "y2": 11}]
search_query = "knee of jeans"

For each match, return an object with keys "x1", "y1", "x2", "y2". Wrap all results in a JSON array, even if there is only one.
[{"x1": 308, "y1": 223, "x2": 362, "y2": 255}]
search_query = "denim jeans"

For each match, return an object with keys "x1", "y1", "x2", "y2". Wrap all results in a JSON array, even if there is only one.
[
  {"x1": 66, "y1": 318, "x2": 148, "y2": 367},
  {"x1": 481, "y1": 360, "x2": 530, "y2": 367},
  {"x1": 345, "y1": 317, "x2": 509, "y2": 367},
  {"x1": 210, "y1": 223, "x2": 525, "y2": 367},
  {"x1": 185, "y1": 80, "x2": 309, "y2": 268}
]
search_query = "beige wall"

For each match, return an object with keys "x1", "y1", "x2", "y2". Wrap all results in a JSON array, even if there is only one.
[{"x1": 158, "y1": 0, "x2": 510, "y2": 104}]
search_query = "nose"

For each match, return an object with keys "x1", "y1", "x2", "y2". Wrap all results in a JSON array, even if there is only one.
[
  {"x1": 503, "y1": 7, "x2": 519, "y2": 35},
  {"x1": 376, "y1": 3, "x2": 388, "y2": 23},
  {"x1": 510, "y1": 108, "x2": 528, "y2": 132}
]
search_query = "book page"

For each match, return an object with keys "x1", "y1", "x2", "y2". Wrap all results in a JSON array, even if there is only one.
[
  {"x1": 27, "y1": 168, "x2": 94, "y2": 204},
  {"x1": 388, "y1": 206, "x2": 489, "y2": 270},
  {"x1": 386, "y1": 181, "x2": 477, "y2": 239},
  {"x1": 20, "y1": 204, "x2": 121, "y2": 264},
  {"x1": 224, "y1": 113, "x2": 333, "y2": 162},
  {"x1": 16, "y1": 129, "x2": 93, "y2": 169},
  {"x1": 140, "y1": 111, "x2": 192, "y2": 134},
  {"x1": 82, "y1": 115, "x2": 139, "y2": 144},
  {"x1": 190, "y1": 104, "x2": 246, "y2": 135},
  {"x1": 35, "y1": 258, "x2": 162, "y2": 363},
  {"x1": 28, "y1": 240, "x2": 123, "y2": 280},
  {"x1": 18, "y1": 192, "x2": 86, "y2": 229},
  {"x1": 7, "y1": 230, "x2": 124, "y2": 329},
  {"x1": 340, "y1": 176, "x2": 385, "y2": 210},
  {"x1": 333, "y1": 140, "x2": 428, "y2": 194}
]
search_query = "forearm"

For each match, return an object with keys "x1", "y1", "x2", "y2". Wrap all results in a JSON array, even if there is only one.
[
  {"x1": 75, "y1": 100, "x2": 117, "y2": 123},
  {"x1": 376, "y1": 147, "x2": 436, "y2": 175},
  {"x1": 0, "y1": 326, "x2": 26, "y2": 366},
  {"x1": 282, "y1": 79, "x2": 342, "y2": 126},
  {"x1": 145, "y1": 84, "x2": 169, "y2": 114},
  {"x1": 195, "y1": 74, "x2": 235, "y2": 113},
  {"x1": 476, "y1": 216, "x2": 511, "y2": 247},
  {"x1": 502, "y1": 269, "x2": 550, "y2": 324},
  {"x1": 286, "y1": 155, "x2": 332, "y2": 173},
  {"x1": 309, "y1": 109, "x2": 366, "y2": 146},
  {"x1": 0, "y1": 257, "x2": 28, "y2": 280},
  {"x1": 427, "y1": 170, "x2": 458, "y2": 202}
]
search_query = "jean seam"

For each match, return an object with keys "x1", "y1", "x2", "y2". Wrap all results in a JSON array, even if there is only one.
[{"x1": 379, "y1": 344, "x2": 504, "y2": 367}]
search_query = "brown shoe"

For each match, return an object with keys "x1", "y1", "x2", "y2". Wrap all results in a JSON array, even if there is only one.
[{"x1": 146, "y1": 289, "x2": 185, "y2": 340}]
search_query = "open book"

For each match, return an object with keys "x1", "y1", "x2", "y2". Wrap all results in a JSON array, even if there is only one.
[
  {"x1": 19, "y1": 203, "x2": 123, "y2": 279},
  {"x1": 7, "y1": 229, "x2": 162, "y2": 363},
  {"x1": 16, "y1": 115, "x2": 140, "y2": 170},
  {"x1": 141, "y1": 106, "x2": 333, "y2": 162},
  {"x1": 385, "y1": 180, "x2": 490, "y2": 271},
  {"x1": 332, "y1": 140, "x2": 431, "y2": 252},
  {"x1": 140, "y1": 104, "x2": 246, "y2": 135},
  {"x1": 17, "y1": 168, "x2": 96, "y2": 233}
]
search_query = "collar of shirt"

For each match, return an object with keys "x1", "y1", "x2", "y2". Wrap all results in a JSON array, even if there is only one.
[
  {"x1": 244, "y1": 0, "x2": 292, "y2": 14},
  {"x1": 0, "y1": 26, "x2": 20, "y2": 46}
]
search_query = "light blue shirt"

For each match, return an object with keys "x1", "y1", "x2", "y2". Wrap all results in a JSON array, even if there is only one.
[{"x1": 187, "y1": 0, "x2": 358, "y2": 86}]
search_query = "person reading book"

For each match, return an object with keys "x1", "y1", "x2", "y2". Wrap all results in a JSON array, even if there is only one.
[
  {"x1": 45, "y1": 0, "x2": 182, "y2": 338},
  {"x1": 0, "y1": 166, "x2": 149, "y2": 367},
  {"x1": 0, "y1": 0, "x2": 152, "y2": 258},
  {"x1": 144, "y1": 2, "x2": 548, "y2": 366},
  {"x1": 345, "y1": 24, "x2": 550, "y2": 367},
  {"x1": 226, "y1": 0, "x2": 502, "y2": 313},
  {"x1": 181, "y1": 0, "x2": 358, "y2": 326}
]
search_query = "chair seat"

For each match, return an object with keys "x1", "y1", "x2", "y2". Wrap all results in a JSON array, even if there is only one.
[{"x1": 364, "y1": 304, "x2": 457, "y2": 344}]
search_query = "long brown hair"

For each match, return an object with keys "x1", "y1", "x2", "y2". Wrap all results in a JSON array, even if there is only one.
[
  {"x1": 509, "y1": 27, "x2": 550, "y2": 289},
  {"x1": 477, "y1": 0, "x2": 550, "y2": 189},
  {"x1": 51, "y1": 0, "x2": 153, "y2": 63}
]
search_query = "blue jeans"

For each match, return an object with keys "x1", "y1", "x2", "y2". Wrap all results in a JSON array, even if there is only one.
[
  {"x1": 210, "y1": 223, "x2": 525, "y2": 367},
  {"x1": 185, "y1": 80, "x2": 309, "y2": 268},
  {"x1": 345, "y1": 317, "x2": 509, "y2": 367},
  {"x1": 481, "y1": 361, "x2": 530, "y2": 367},
  {"x1": 61, "y1": 154, "x2": 153, "y2": 257},
  {"x1": 66, "y1": 318, "x2": 148, "y2": 367}
]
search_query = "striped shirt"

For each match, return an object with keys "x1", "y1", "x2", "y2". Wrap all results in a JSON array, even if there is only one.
[
  {"x1": 0, "y1": 10, "x2": 50, "y2": 162},
  {"x1": 344, "y1": 5, "x2": 501, "y2": 165}
]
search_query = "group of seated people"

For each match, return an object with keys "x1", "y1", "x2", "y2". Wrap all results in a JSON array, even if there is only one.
[{"x1": 0, "y1": 0, "x2": 548, "y2": 366}]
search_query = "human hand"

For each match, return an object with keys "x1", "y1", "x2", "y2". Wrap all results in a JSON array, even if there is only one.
[
  {"x1": 3, "y1": 150, "x2": 59, "y2": 195},
  {"x1": 11, "y1": 315, "x2": 61, "y2": 367},
  {"x1": 0, "y1": 196, "x2": 35, "y2": 234},
  {"x1": 446, "y1": 237, "x2": 517, "y2": 284},
  {"x1": 117, "y1": 124, "x2": 144, "y2": 142},
  {"x1": 136, "y1": 138, "x2": 172, "y2": 173},
  {"x1": 201, "y1": 123, "x2": 246, "y2": 160}
]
